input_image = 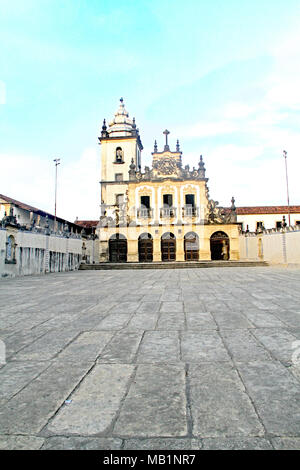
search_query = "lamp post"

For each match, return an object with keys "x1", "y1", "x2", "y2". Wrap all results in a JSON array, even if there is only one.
[
  {"x1": 283, "y1": 150, "x2": 291, "y2": 226},
  {"x1": 53, "y1": 158, "x2": 61, "y2": 232}
]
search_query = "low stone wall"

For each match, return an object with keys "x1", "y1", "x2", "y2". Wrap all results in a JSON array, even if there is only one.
[
  {"x1": 0, "y1": 228, "x2": 98, "y2": 278},
  {"x1": 239, "y1": 226, "x2": 300, "y2": 264}
]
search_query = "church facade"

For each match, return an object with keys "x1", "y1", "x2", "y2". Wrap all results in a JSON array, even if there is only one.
[{"x1": 97, "y1": 99, "x2": 240, "y2": 263}]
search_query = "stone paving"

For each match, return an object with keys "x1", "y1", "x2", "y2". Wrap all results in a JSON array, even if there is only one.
[{"x1": 1, "y1": 267, "x2": 300, "y2": 450}]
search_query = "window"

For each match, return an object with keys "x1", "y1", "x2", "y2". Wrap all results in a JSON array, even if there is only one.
[
  {"x1": 116, "y1": 194, "x2": 124, "y2": 206},
  {"x1": 5, "y1": 235, "x2": 16, "y2": 264},
  {"x1": 115, "y1": 147, "x2": 123, "y2": 163},
  {"x1": 141, "y1": 195, "x2": 150, "y2": 209},
  {"x1": 115, "y1": 173, "x2": 123, "y2": 182},
  {"x1": 296, "y1": 221, "x2": 300, "y2": 226},
  {"x1": 185, "y1": 194, "x2": 195, "y2": 207},
  {"x1": 163, "y1": 194, "x2": 173, "y2": 207}
]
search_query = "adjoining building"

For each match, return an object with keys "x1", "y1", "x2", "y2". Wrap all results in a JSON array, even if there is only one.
[
  {"x1": 0, "y1": 193, "x2": 84, "y2": 235},
  {"x1": 235, "y1": 206, "x2": 300, "y2": 233},
  {"x1": 96, "y1": 99, "x2": 240, "y2": 263}
]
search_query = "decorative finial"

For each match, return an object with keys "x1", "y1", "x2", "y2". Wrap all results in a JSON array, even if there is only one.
[
  {"x1": 101, "y1": 118, "x2": 109, "y2": 138},
  {"x1": 231, "y1": 197, "x2": 236, "y2": 211},
  {"x1": 176, "y1": 139, "x2": 180, "y2": 152},
  {"x1": 154, "y1": 140, "x2": 158, "y2": 152},
  {"x1": 198, "y1": 155, "x2": 206, "y2": 178},
  {"x1": 120, "y1": 97, "x2": 123, "y2": 103},
  {"x1": 129, "y1": 158, "x2": 136, "y2": 170},
  {"x1": 163, "y1": 129, "x2": 170, "y2": 151}
]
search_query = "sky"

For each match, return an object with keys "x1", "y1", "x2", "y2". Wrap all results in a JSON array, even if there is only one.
[{"x1": 1, "y1": 0, "x2": 300, "y2": 221}]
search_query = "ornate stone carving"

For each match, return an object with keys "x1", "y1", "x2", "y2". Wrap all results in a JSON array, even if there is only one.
[{"x1": 152, "y1": 157, "x2": 181, "y2": 178}]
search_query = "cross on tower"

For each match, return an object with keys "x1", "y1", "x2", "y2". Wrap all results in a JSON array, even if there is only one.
[{"x1": 163, "y1": 129, "x2": 170, "y2": 151}]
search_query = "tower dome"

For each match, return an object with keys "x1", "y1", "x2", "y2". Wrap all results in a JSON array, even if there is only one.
[{"x1": 108, "y1": 98, "x2": 137, "y2": 137}]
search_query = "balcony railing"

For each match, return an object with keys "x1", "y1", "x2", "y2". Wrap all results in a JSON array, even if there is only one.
[
  {"x1": 182, "y1": 206, "x2": 199, "y2": 217},
  {"x1": 160, "y1": 207, "x2": 177, "y2": 218},
  {"x1": 137, "y1": 208, "x2": 153, "y2": 218}
]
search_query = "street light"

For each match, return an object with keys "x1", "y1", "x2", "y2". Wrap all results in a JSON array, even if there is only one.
[
  {"x1": 53, "y1": 158, "x2": 61, "y2": 231},
  {"x1": 283, "y1": 150, "x2": 291, "y2": 226}
]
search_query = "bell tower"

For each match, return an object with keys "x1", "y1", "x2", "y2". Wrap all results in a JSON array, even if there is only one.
[{"x1": 99, "y1": 98, "x2": 143, "y2": 217}]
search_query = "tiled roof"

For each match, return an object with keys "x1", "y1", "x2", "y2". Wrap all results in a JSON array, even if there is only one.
[
  {"x1": 75, "y1": 220, "x2": 99, "y2": 228},
  {"x1": 0, "y1": 193, "x2": 81, "y2": 227},
  {"x1": 235, "y1": 206, "x2": 300, "y2": 215}
]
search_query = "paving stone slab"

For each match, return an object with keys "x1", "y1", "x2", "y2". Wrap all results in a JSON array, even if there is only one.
[
  {"x1": 123, "y1": 438, "x2": 202, "y2": 450},
  {"x1": 0, "y1": 361, "x2": 50, "y2": 402},
  {"x1": 211, "y1": 311, "x2": 254, "y2": 329},
  {"x1": 109, "y1": 302, "x2": 141, "y2": 314},
  {"x1": 42, "y1": 436, "x2": 122, "y2": 450},
  {"x1": 181, "y1": 331, "x2": 231, "y2": 362},
  {"x1": 189, "y1": 362, "x2": 264, "y2": 437},
  {"x1": 271, "y1": 437, "x2": 300, "y2": 450},
  {"x1": 10, "y1": 328, "x2": 80, "y2": 361},
  {"x1": 126, "y1": 313, "x2": 159, "y2": 330},
  {"x1": 269, "y1": 310, "x2": 300, "y2": 328},
  {"x1": 183, "y1": 302, "x2": 207, "y2": 313},
  {"x1": 136, "y1": 331, "x2": 180, "y2": 363},
  {"x1": 136, "y1": 302, "x2": 161, "y2": 314},
  {"x1": 97, "y1": 332, "x2": 143, "y2": 363},
  {"x1": 113, "y1": 364, "x2": 187, "y2": 437},
  {"x1": 185, "y1": 312, "x2": 217, "y2": 330},
  {"x1": 47, "y1": 364, "x2": 135, "y2": 436},
  {"x1": 221, "y1": 329, "x2": 272, "y2": 362},
  {"x1": 57, "y1": 331, "x2": 114, "y2": 362},
  {"x1": 0, "y1": 362, "x2": 92, "y2": 434},
  {"x1": 251, "y1": 328, "x2": 298, "y2": 364},
  {"x1": 156, "y1": 312, "x2": 186, "y2": 330},
  {"x1": 160, "y1": 302, "x2": 184, "y2": 313},
  {"x1": 237, "y1": 361, "x2": 300, "y2": 436},
  {"x1": 201, "y1": 437, "x2": 273, "y2": 450},
  {"x1": 0, "y1": 435, "x2": 45, "y2": 450},
  {"x1": 94, "y1": 313, "x2": 132, "y2": 330},
  {"x1": 242, "y1": 310, "x2": 286, "y2": 328}
]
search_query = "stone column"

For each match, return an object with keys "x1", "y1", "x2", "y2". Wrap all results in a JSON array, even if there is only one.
[
  {"x1": 176, "y1": 233, "x2": 185, "y2": 261},
  {"x1": 200, "y1": 232, "x2": 211, "y2": 260},
  {"x1": 127, "y1": 239, "x2": 138, "y2": 262},
  {"x1": 153, "y1": 236, "x2": 161, "y2": 262},
  {"x1": 99, "y1": 240, "x2": 109, "y2": 262}
]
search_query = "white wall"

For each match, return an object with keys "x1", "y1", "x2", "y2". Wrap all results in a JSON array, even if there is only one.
[
  {"x1": 0, "y1": 228, "x2": 97, "y2": 278},
  {"x1": 239, "y1": 227, "x2": 300, "y2": 264}
]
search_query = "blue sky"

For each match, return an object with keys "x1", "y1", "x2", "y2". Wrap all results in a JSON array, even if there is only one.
[{"x1": 1, "y1": 0, "x2": 300, "y2": 220}]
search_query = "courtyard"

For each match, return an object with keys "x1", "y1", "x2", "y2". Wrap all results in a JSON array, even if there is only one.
[{"x1": 0, "y1": 266, "x2": 300, "y2": 450}]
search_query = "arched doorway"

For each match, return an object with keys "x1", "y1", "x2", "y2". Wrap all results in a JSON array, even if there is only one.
[
  {"x1": 184, "y1": 232, "x2": 199, "y2": 261},
  {"x1": 210, "y1": 231, "x2": 230, "y2": 260},
  {"x1": 161, "y1": 232, "x2": 176, "y2": 262},
  {"x1": 109, "y1": 233, "x2": 127, "y2": 262},
  {"x1": 138, "y1": 233, "x2": 153, "y2": 262}
]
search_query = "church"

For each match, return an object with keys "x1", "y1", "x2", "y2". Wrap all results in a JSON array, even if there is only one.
[{"x1": 97, "y1": 98, "x2": 240, "y2": 263}]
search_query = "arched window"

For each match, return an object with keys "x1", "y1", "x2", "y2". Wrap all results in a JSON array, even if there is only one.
[
  {"x1": 5, "y1": 235, "x2": 16, "y2": 264},
  {"x1": 138, "y1": 233, "x2": 153, "y2": 262},
  {"x1": 161, "y1": 232, "x2": 176, "y2": 262},
  {"x1": 115, "y1": 147, "x2": 124, "y2": 163},
  {"x1": 184, "y1": 232, "x2": 199, "y2": 261}
]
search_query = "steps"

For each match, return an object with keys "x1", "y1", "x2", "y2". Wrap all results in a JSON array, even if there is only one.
[{"x1": 79, "y1": 260, "x2": 269, "y2": 270}]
